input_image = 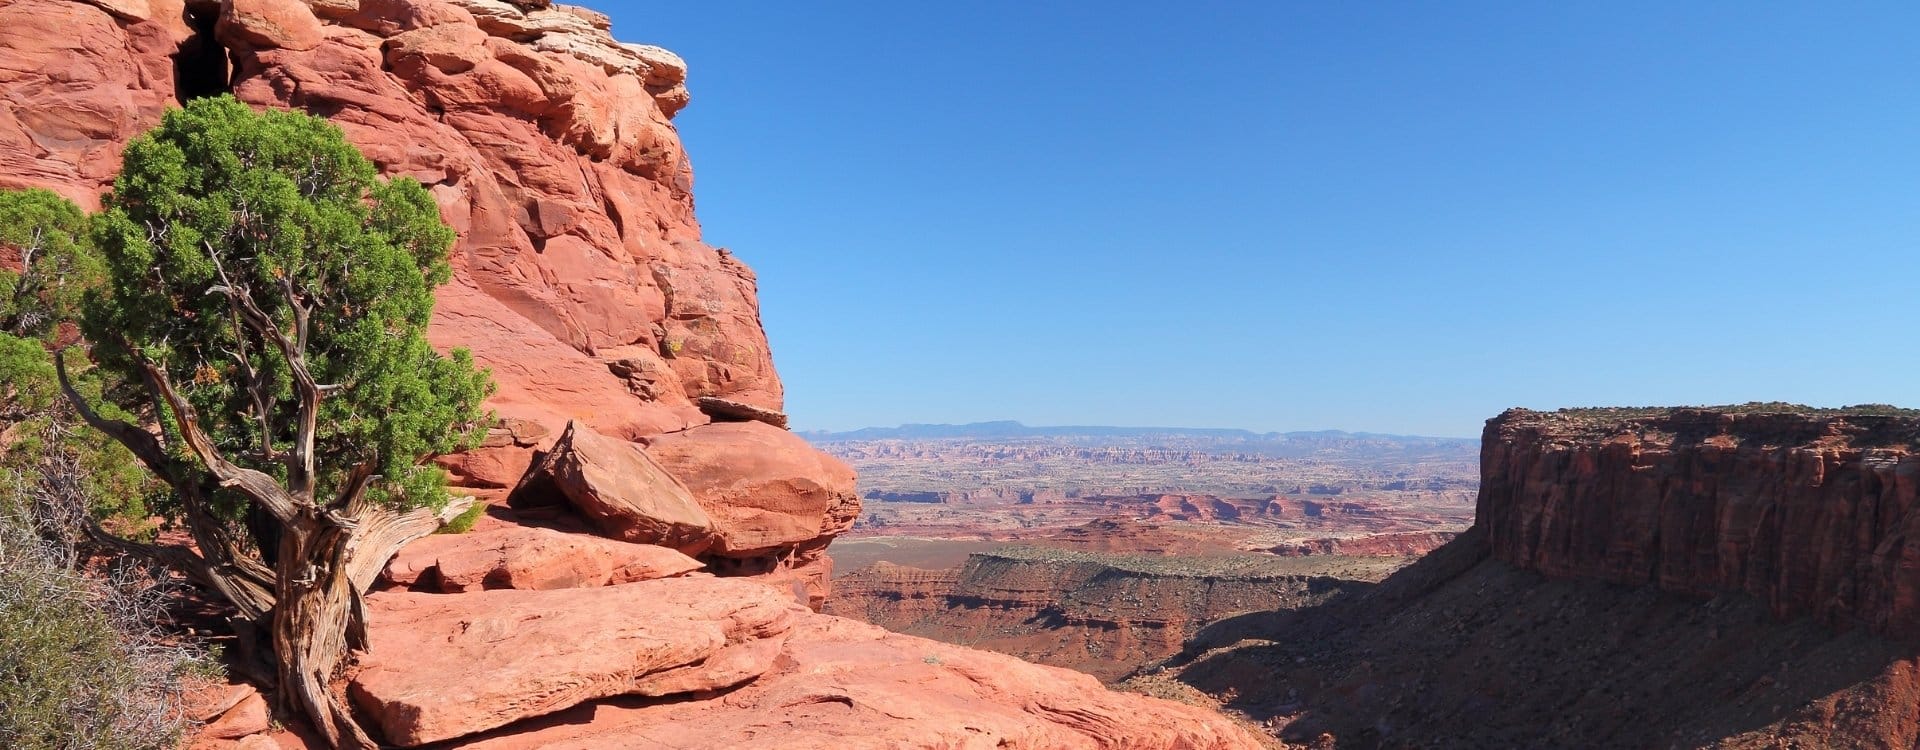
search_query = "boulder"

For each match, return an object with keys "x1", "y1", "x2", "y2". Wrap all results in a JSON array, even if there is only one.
[
  {"x1": 217, "y1": 0, "x2": 326, "y2": 51},
  {"x1": 350, "y1": 577, "x2": 806, "y2": 746},
  {"x1": 435, "y1": 417, "x2": 549, "y2": 489},
  {"x1": 644, "y1": 421, "x2": 859, "y2": 556},
  {"x1": 694, "y1": 395, "x2": 790, "y2": 429},
  {"x1": 383, "y1": 524, "x2": 704, "y2": 592},
  {"x1": 510, "y1": 421, "x2": 717, "y2": 554},
  {"x1": 201, "y1": 691, "x2": 271, "y2": 739},
  {"x1": 445, "y1": 614, "x2": 1267, "y2": 750}
]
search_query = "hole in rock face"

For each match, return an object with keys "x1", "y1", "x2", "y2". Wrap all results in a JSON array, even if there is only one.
[{"x1": 173, "y1": 7, "x2": 232, "y2": 103}]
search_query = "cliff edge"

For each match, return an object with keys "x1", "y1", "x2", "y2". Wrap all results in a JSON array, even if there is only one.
[
  {"x1": 1482, "y1": 405, "x2": 1920, "y2": 638},
  {"x1": 1172, "y1": 405, "x2": 1920, "y2": 748}
]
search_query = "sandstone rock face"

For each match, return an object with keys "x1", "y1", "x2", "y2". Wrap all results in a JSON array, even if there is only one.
[
  {"x1": 512, "y1": 420, "x2": 716, "y2": 553},
  {"x1": 350, "y1": 577, "x2": 805, "y2": 746},
  {"x1": 381, "y1": 524, "x2": 704, "y2": 592},
  {"x1": 1481, "y1": 407, "x2": 1920, "y2": 638},
  {"x1": 451, "y1": 615, "x2": 1267, "y2": 750},
  {"x1": 0, "y1": 0, "x2": 781, "y2": 440},
  {"x1": 643, "y1": 420, "x2": 859, "y2": 606},
  {"x1": 434, "y1": 417, "x2": 550, "y2": 489},
  {"x1": 645, "y1": 420, "x2": 860, "y2": 556},
  {"x1": 218, "y1": 0, "x2": 325, "y2": 50}
]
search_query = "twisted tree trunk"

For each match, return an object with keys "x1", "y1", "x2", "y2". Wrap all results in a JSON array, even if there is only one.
[{"x1": 270, "y1": 499, "x2": 472, "y2": 749}]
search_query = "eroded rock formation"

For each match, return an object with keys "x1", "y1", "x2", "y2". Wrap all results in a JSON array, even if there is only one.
[
  {"x1": 1481, "y1": 407, "x2": 1920, "y2": 638},
  {"x1": 1171, "y1": 406, "x2": 1920, "y2": 748},
  {"x1": 830, "y1": 547, "x2": 1394, "y2": 681}
]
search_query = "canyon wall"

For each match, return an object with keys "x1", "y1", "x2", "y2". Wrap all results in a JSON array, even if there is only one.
[
  {"x1": 830, "y1": 548, "x2": 1385, "y2": 681},
  {"x1": 1480, "y1": 407, "x2": 1920, "y2": 638},
  {"x1": 1171, "y1": 406, "x2": 1920, "y2": 748}
]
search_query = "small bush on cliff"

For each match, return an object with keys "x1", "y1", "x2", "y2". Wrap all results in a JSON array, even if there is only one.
[
  {"x1": 0, "y1": 188, "x2": 164, "y2": 535},
  {"x1": 436, "y1": 500, "x2": 487, "y2": 535},
  {"x1": 0, "y1": 490, "x2": 212, "y2": 750},
  {"x1": 43, "y1": 95, "x2": 492, "y2": 748}
]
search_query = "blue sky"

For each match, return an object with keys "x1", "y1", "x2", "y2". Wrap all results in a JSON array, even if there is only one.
[{"x1": 599, "y1": 2, "x2": 1920, "y2": 437}]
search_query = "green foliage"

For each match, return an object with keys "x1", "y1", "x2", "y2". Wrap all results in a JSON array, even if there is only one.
[
  {"x1": 82, "y1": 96, "x2": 491, "y2": 514},
  {"x1": 0, "y1": 500, "x2": 206, "y2": 750},
  {"x1": 0, "y1": 190, "x2": 159, "y2": 537},
  {"x1": 0, "y1": 188, "x2": 99, "y2": 341},
  {"x1": 435, "y1": 500, "x2": 487, "y2": 535}
]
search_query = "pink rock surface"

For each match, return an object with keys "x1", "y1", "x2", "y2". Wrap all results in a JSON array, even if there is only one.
[
  {"x1": 452, "y1": 614, "x2": 1267, "y2": 750},
  {"x1": 218, "y1": 0, "x2": 325, "y2": 51},
  {"x1": 350, "y1": 576, "x2": 805, "y2": 746},
  {"x1": 512, "y1": 420, "x2": 717, "y2": 553},
  {"x1": 645, "y1": 421, "x2": 860, "y2": 556},
  {"x1": 0, "y1": 0, "x2": 782, "y2": 444},
  {"x1": 201, "y1": 691, "x2": 271, "y2": 740},
  {"x1": 382, "y1": 524, "x2": 704, "y2": 592}
]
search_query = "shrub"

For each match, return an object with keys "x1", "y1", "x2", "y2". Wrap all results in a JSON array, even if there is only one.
[
  {"x1": 0, "y1": 478, "x2": 213, "y2": 750},
  {"x1": 437, "y1": 499, "x2": 487, "y2": 535}
]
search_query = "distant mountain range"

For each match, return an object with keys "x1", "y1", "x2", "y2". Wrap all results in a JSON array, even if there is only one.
[{"x1": 800, "y1": 421, "x2": 1476, "y2": 446}]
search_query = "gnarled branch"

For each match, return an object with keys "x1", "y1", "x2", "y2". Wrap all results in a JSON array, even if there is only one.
[
  {"x1": 137, "y1": 358, "x2": 301, "y2": 523},
  {"x1": 53, "y1": 348, "x2": 173, "y2": 481}
]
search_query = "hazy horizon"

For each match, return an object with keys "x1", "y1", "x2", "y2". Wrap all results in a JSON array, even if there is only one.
[
  {"x1": 798, "y1": 418, "x2": 1485, "y2": 440},
  {"x1": 605, "y1": 2, "x2": 1920, "y2": 436}
]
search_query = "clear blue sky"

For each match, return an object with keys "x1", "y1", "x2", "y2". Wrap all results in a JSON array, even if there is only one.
[{"x1": 598, "y1": 2, "x2": 1920, "y2": 438}]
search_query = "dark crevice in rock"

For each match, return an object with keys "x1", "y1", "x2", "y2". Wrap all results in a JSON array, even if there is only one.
[{"x1": 173, "y1": 6, "x2": 232, "y2": 103}]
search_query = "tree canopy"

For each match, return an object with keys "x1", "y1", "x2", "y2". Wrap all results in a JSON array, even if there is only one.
[{"x1": 82, "y1": 96, "x2": 491, "y2": 515}]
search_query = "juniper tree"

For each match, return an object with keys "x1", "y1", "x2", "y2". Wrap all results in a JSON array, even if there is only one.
[{"x1": 56, "y1": 96, "x2": 492, "y2": 748}]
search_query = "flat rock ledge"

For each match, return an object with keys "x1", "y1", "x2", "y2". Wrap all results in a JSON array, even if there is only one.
[
  {"x1": 349, "y1": 577, "x2": 804, "y2": 745},
  {"x1": 382, "y1": 524, "x2": 705, "y2": 592},
  {"x1": 447, "y1": 615, "x2": 1269, "y2": 750}
]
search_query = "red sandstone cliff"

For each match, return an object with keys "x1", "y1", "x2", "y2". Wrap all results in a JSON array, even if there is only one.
[
  {"x1": 0, "y1": 1, "x2": 1266, "y2": 747},
  {"x1": 5, "y1": 0, "x2": 840, "y2": 592},
  {"x1": 1171, "y1": 405, "x2": 1920, "y2": 749},
  {"x1": 1480, "y1": 407, "x2": 1920, "y2": 638}
]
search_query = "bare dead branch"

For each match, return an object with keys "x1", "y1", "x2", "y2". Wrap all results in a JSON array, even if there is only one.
[
  {"x1": 137, "y1": 357, "x2": 301, "y2": 524},
  {"x1": 53, "y1": 349, "x2": 174, "y2": 481},
  {"x1": 202, "y1": 239, "x2": 323, "y2": 505}
]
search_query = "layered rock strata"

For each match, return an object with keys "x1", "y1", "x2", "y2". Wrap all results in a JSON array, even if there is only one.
[
  {"x1": 1481, "y1": 407, "x2": 1920, "y2": 638},
  {"x1": 1169, "y1": 405, "x2": 1920, "y2": 748},
  {"x1": 830, "y1": 547, "x2": 1395, "y2": 681}
]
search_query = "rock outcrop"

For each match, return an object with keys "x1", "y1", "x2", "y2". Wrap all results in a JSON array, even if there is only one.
[
  {"x1": 380, "y1": 524, "x2": 704, "y2": 592},
  {"x1": 1169, "y1": 405, "x2": 1920, "y2": 748},
  {"x1": 350, "y1": 577, "x2": 804, "y2": 745},
  {"x1": 449, "y1": 615, "x2": 1266, "y2": 750},
  {"x1": 509, "y1": 420, "x2": 717, "y2": 554},
  {"x1": 1, "y1": 0, "x2": 779, "y2": 438},
  {"x1": 1481, "y1": 406, "x2": 1920, "y2": 638}
]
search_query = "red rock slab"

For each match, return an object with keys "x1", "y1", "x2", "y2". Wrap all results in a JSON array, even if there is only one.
[
  {"x1": 644, "y1": 421, "x2": 860, "y2": 556},
  {"x1": 382, "y1": 524, "x2": 704, "y2": 592},
  {"x1": 511, "y1": 420, "x2": 717, "y2": 554},
  {"x1": 350, "y1": 576, "x2": 806, "y2": 746},
  {"x1": 450, "y1": 614, "x2": 1267, "y2": 750},
  {"x1": 200, "y1": 691, "x2": 271, "y2": 740}
]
